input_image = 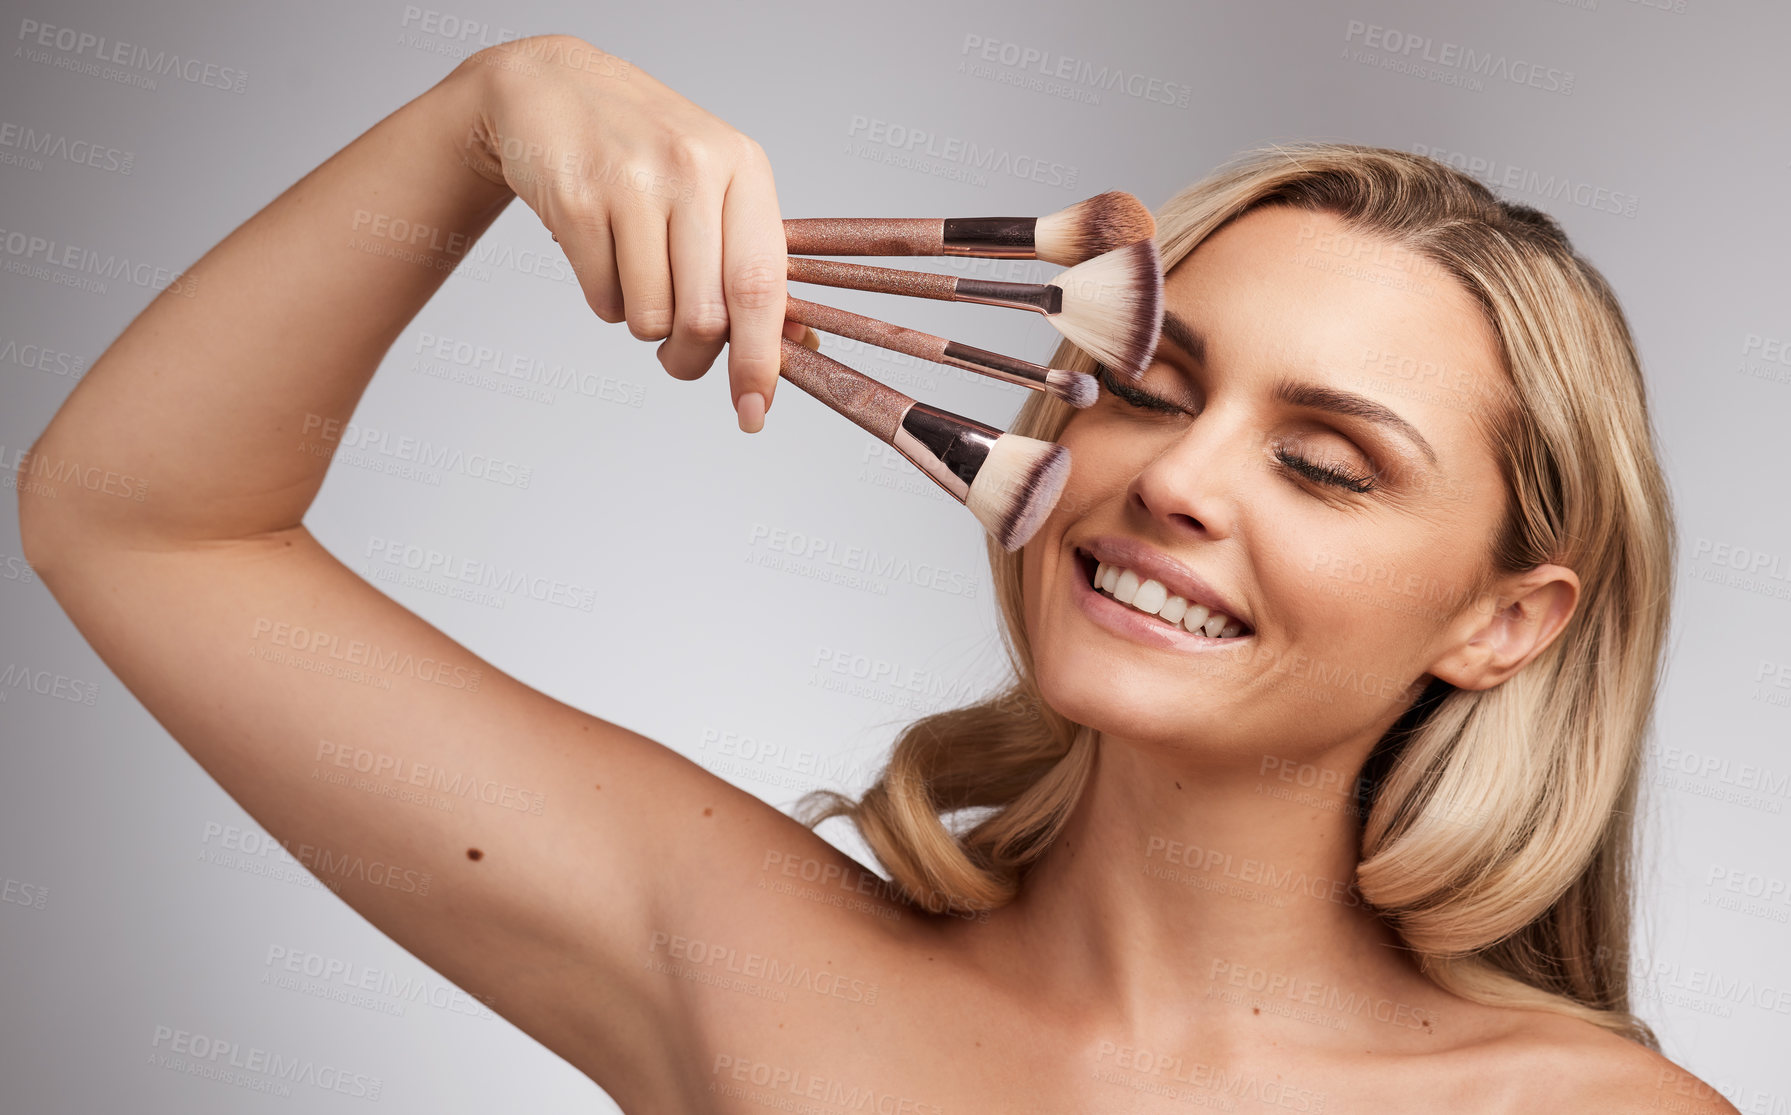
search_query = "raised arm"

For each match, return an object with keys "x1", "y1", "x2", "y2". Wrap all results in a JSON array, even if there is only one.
[{"x1": 16, "y1": 35, "x2": 896, "y2": 1102}]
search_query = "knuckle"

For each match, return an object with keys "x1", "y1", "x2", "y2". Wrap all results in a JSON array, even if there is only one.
[
  {"x1": 665, "y1": 133, "x2": 715, "y2": 176},
  {"x1": 729, "y1": 131, "x2": 768, "y2": 166},
  {"x1": 725, "y1": 260, "x2": 784, "y2": 312},
  {"x1": 678, "y1": 302, "x2": 731, "y2": 342},
  {"x1": 627, "y1": 305, "x2": 675, "y2": 340}
]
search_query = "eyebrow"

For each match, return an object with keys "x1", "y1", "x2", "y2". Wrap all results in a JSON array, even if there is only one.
[{"x1": 1158, "y1": 310, "x2": 1440, "y2": 468}]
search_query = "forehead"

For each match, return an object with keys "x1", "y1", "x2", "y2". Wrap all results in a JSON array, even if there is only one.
[{"x1": 1164, "y1": 204, "x2": 1510, "y2": 429}]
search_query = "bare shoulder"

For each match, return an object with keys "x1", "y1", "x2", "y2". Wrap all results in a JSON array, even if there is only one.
[{"x1": 1470, "y1": 1009, "x2": 1739, "y2": 1114}]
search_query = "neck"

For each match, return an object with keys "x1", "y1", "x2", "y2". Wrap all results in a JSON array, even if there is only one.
[{"x1": 974, "y1": 730, "x2": 1432, "y2": 1039}]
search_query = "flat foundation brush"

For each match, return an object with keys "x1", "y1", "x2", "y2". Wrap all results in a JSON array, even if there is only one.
[
  {"x1": 783, "y1": 190, "x2": 1155, "y2": 266},
  {"x1": 787, "y1": 240, "x2": 1163, "y2": 381},
  {"x1": 776, "y1": 337, "x2": 1069, "y2": 550},
  {"x1": 784, "y1": 295, "x2": 1096, "y2": 407}
]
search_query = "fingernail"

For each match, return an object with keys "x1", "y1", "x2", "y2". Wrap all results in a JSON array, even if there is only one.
[
  {"x1": 736, "y1": 391, "x2": 766, "y2": 433},
  {"x1": 800, "y1": 327, "x2": 820, "y2": 351}
]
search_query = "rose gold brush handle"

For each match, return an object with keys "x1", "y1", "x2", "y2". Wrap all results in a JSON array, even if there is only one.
[
  {"x1": 784, "y1": 217, "x2": 1038, "y2": 258},
  {"x1": 776, "y1": 337, "x2": 914, "y2": 443},
  {"x1": 785, "y1": 218, "x2": 945, "y2": 256},
  {"x1": 783, "y1": 296, "x2": 948, "y2": 364},
  {"x1": 787, "y1": 257, "x2": 959, "y2": 301},
  {"x1": 787, "y1": 257, "x2": 1061, "y2": 315},
  {"x1": 784, "y1": 296, "x2": 1066, "y2": 396}
]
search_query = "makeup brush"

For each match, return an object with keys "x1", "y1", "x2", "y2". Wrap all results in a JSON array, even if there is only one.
[
  {"x1": 784, "y1": 190, "x2": 1155, "y2": 266},
  {"x1": 787, "y1": 240, "x2": 1163, "y2": 382},
  {"x1": 776, "y1": 337, "x2": 1069, "y2": 551},
  {"x1": 784, "y1": 296, "x2": 1096, "y2": 408}
]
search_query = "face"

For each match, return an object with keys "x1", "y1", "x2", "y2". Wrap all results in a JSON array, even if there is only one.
[{"x1": 1022, "y1": 204, "x2": 1516, "y2": 770}]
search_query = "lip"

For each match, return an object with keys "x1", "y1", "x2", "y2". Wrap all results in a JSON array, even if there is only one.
[
  {"x1": 1071, "y1": 554, "x2": 1253, "y2": 651},
  {"x1": 1073, "y1": 535, "x2": 1252, "y2": 632}
]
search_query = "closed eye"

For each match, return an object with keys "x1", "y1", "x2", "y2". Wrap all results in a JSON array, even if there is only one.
[{"x1": 1097, "y1": 364, "x2": 1378, "y2": 494}]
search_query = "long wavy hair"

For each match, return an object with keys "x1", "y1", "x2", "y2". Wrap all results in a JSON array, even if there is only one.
[{"x1": 795, "y1": 143, "x2": 1673, "y2": 1048}]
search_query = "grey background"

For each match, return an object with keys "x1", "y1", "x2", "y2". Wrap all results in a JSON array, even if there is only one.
[{"x1": 2, "y1": 0, "x2": 1787, "y2": 1110}]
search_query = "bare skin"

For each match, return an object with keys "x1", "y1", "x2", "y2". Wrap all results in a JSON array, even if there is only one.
[{"x1": 16, "y1": 33, "x2": 1738, "y2": 1115}]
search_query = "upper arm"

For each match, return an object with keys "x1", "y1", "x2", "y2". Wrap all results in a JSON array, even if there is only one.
[{"x1": 24, "y1": 524, "x2": 900, "y2": 1095}]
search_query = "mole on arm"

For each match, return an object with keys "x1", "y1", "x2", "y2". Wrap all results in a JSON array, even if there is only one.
[{"x1": 466, "y1": 847, "x2": 484, "y2": 861}]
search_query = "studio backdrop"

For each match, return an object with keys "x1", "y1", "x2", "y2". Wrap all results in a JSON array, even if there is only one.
[{"x1": 2, "y1": 0, "x2": 1787, "y2": 1111}]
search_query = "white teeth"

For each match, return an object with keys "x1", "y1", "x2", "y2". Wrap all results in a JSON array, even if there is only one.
[
  {"x1": 1090, "y1": 558, "x2": 1246, "y2": 637},
  {"x1": 1131, "y1": 579, "x2": 1168, "y2": 614}
]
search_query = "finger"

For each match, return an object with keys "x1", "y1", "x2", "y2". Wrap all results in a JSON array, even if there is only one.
[
  {"x1": 610, "y1": 191, "x2": 676, "y2": 345},
  {"x1": 718, "y1": 140, "x2": 787, "y2": 430},
  {"x1": 655, "y1": 177, "x2": 729, "y2": 381},
  {"x1": 552, "y1": 200, "x2": 624, "y2": 323}
]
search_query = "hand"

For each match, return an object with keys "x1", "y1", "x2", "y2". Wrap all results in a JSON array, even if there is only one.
[{"x1": 455, "y1": 35, "x2": 796, "y2": 431}]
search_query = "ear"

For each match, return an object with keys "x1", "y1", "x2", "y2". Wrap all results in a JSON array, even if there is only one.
[{"x1": 1427, "y1": 563, "x2": 1581, "y2": 691}]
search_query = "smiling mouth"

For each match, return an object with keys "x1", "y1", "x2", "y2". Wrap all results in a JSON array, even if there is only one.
[{"x1": 1073, "y1": 547, "x2": 1253, "y2": 639}]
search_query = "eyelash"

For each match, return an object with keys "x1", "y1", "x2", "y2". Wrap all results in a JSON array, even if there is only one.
[{"x1": 1094, "y1": 364, "x2": 1378, "y2": 494}]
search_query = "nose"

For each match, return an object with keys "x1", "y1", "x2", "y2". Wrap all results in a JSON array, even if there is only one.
[{"x1": 1126, "y1": 412, "x2": 1247, "y2": 539}]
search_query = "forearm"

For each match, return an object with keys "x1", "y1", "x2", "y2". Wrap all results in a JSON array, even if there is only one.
[{"x1": 19, "y1": 56, "x2": 515, "y2": 557}]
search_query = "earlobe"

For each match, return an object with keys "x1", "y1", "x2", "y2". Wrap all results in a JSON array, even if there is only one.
[{"x1": 1427, "y1": 563, "x2": 1581, "y2": 692}]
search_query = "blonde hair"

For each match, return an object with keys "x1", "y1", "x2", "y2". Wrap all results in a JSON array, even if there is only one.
[{"x1": 796, "y1": 143, "x2": 1673, "y2": 1047}]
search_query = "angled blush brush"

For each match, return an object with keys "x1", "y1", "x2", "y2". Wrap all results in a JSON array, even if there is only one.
[
  {"x1": 784, "y1": 295, "x2": 1096, "y2": 408},
  {"x1": 786, "y1": 240, "x2": 1163, "y2": 382},
  {"x1": 783, "y1": 190, "x2": 1155, "y2": 267},
  {"x1": 776, "y1": 337, "x2": 1069, "y2": 550}
]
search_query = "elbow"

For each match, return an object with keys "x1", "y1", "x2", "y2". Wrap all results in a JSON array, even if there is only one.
[{"x1": 15, "y1": 434, "x2": 84, "y2": 581}]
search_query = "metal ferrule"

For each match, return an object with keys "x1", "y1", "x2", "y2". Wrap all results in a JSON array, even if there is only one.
[
  {"x1": 940, "y1": 340, "x2": 1050, "y2": 391},
  {"x1": 891, "y1": 403, "x2": 1001, "y2": 505},
  {"x1": 940, "y1": 216, "x2": 1039, "y2": 258},
  {"x1": 954, "y1": 278, "x2": 1064, "y2": 315}
]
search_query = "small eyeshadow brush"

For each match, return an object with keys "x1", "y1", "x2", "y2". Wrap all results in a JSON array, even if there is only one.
[
  {"x1": 783, "y1": 295, "x2": 1096, "y2": 407},
  {"x1": 776, "y1": 337, "x2": 1069, "y2": 550}
]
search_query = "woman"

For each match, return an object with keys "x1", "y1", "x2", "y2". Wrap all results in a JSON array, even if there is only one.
[{"x1": 17, "y1": 33, "x2": 1737, "y2": 1113}]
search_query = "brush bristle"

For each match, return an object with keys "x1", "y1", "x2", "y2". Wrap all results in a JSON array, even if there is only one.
[
  {"x1": 1034, "y1": 191, "x2": 1157, "y2": 267},
  {"x1": 965, "y1": 435, "x2": 1071, "y2": 551},
  {"x1": 1045, "y1": 368, "x2": 1098, "y2": 408},
  {"x1": 1047, "y1": 241, "x2": 1163, "y2": 381}
]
